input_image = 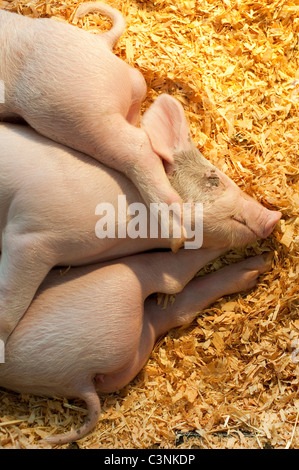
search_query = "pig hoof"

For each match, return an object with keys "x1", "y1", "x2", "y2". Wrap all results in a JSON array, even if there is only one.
[
  {"x1": 238, "y1": 269, "x2": 260, "y2": 291},
  {"x1": 232, "y1": 253, "x2": 273, "y2": 292},
  {"x1": 170, "y1": 237, "x2": 185, "y2": 253},
  {"x1": 261, "y1": 251, "x2": 274, "y2": 267}
]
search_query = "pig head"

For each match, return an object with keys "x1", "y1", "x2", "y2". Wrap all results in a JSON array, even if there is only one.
[{"x1": 141, "y1": 94, "x2": 281, "y2": 249}]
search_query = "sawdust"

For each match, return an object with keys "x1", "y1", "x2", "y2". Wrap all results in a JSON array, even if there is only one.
[{"x1": 0, "y1": 0, "x2": 298, "y2": 449}]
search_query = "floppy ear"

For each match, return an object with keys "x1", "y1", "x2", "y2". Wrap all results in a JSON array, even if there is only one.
[{"x1": 141, "y1": 94, "x2": 193, "y2": 164}]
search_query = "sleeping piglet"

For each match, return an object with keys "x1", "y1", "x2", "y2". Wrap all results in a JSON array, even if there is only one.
[
  {"x1": 0, "y1": 2, "x2": 185, "y2": 247},
  {"x1": 0, "y1": 245, "x2": 273, "y2": 445},
  {"x1": 0, "y1": 93, "x2": 281, "y2": 346}
]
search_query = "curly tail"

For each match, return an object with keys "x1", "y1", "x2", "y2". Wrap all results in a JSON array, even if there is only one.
[
  {"x1": 74, "y1": 1, "x2": 126, "y2": 49},
  {"x1": 44, "y1": 387, "x2": 101, "y2": 446}
]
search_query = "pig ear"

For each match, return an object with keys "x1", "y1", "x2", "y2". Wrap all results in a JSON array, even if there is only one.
[{"x1": 141, "y1": 94, "x2": 193, "y2": 164}]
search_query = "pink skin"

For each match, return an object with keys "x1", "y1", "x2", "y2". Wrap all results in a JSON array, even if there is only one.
[
  {"x1": 0, "y1": 3, "x2": 184, "y2": 245},
  {"x1": 0, "y1": 249, "x2": 273, "y2": 445},
  {"x1": 0, "y1": 119, "x2": 280, "y2": 446},
  {"x1": 0, "y1": 2, "x2": 282, "y2": 446},
  {"x1": 0, "y1": 93, "x2": 281, "y2": 343}
]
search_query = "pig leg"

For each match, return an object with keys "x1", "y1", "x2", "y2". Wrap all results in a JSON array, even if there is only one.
[
  {"x1": 146, "y1": 253, "x2": 273, "y2": 336},
  {"x1": 97, "y1": 253, "x2": 272, "y2": 394},
  {"x1": 124, "y1": 247, "x2": 226, "y2": 300},
  {"x1": 89, "y1": 117, "x2": 186, "y2": 250},
  {"x1": 0, "y1": 231, "x2": 55, "y2": 343}
]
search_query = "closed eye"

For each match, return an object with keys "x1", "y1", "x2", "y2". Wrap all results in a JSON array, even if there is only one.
[{"x1": 231, "y1": 215, "x2": 247, "y2": 226}]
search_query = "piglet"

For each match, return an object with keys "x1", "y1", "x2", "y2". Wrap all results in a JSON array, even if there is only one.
[
  {"x1": 0, "y1": 2, "x2": 184, "y2": 248},
  {"x1": 0, "y1": 246, "x2": 273, "y2": 445},
  {"x1": 0, "y1": 93, "x2": 281, "y2": 346}
]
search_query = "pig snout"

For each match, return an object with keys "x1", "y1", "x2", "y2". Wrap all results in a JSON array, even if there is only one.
[
  {"x1": 235, "y1": 195, "x2": 282, "y2": 240},
  {"x1": 223, "y1": 194, "x2": 281, "y2": 248}
]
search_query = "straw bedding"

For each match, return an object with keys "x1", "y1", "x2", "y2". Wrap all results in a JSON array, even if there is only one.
[{"x1": 0, "y1": 0, "x2": 298, "y2": 449}]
